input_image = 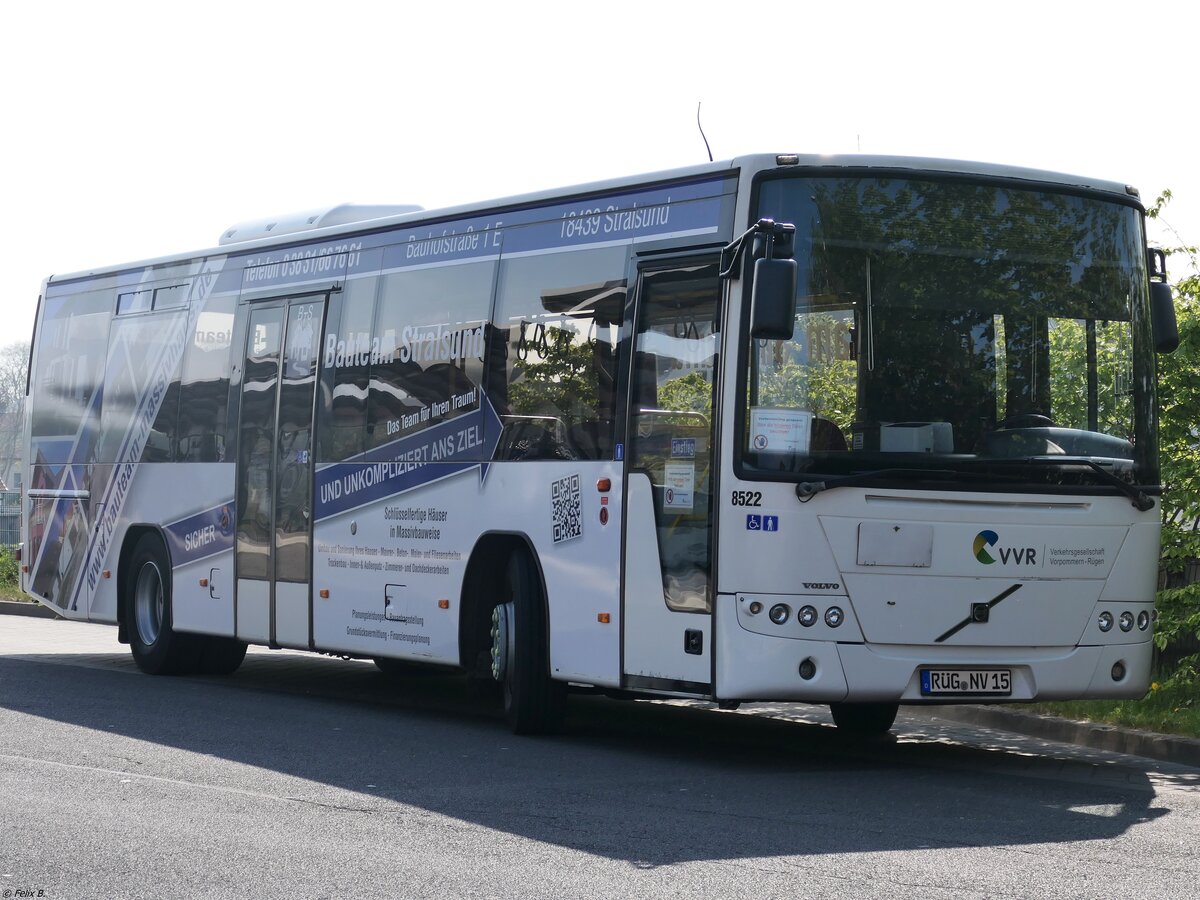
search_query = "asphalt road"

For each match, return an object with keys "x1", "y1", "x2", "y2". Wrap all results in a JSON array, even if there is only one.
[{"x1": 2, "y1": 617, "x2": 1199, "y2": 899}]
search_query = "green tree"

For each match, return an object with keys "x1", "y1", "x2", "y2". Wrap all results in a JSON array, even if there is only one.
[{"x1": 1148, "y1": 192, "x2": 1200, "y2": 686}]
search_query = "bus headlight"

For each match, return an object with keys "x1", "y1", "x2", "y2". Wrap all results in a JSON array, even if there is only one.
[
  {"x1": 824, "y1": 606, "x2": 844, "y2": 628},
  {"x1": 1138, "y1": 611, "x2": 1150, "y2": 631},
  {"x1": 1119, "y1": 611, "x2": 1134, "y2": 632},
  {"x1": 769, "y1": 604, "x2": 790, "y2": 625},
  {"x1": 798, "y1": 605, "x2": 817, "y2": 627},
  {"x1": 1098, "y1": 611, "x2": 1114, "y2": 632}
]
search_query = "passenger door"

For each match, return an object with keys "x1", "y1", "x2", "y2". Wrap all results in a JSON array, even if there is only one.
[
  {"x1": 235, "y1": 296, "x2": 325, "y2": 648},
  {"x1": 622, "y1": 258, "x2": 721, "y2": 691}
]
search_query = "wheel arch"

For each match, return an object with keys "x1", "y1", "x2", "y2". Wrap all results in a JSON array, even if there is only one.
[
  {"x1": 116, "y1": 524, "x2": 172, "y2": 644},
  {"x1": 458, "y1": 531, "x2": 548, "y2": 677}
]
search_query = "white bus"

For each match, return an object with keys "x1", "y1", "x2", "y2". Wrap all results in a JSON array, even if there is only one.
[{"x1": 21, "y1": 153, "x2": 1179, "y2": 735}]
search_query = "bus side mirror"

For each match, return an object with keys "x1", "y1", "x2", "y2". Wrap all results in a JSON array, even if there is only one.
[
  {"x1": 1151, "y1": 280, "x2": 1179, "y2": 354},
  {"x1": 750, "y1": 257, "x2": 798, "y2": 340}
]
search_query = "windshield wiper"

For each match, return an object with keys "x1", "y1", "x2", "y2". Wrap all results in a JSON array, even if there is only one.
[
  {"x1": 961, "y1": 457, "x2": 1155, "y2": 511},
  {"x1": 795, "y1": 467, "x2": 959, "y2": 500}
]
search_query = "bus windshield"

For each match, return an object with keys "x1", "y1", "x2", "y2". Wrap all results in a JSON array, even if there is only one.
[{"x1": 742, "y1": 175, "x2": 1156, "y2": 487}]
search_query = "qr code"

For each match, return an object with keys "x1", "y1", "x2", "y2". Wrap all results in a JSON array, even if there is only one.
[{"x1": 551, "y1": 473, "x2": 582, "y2": 544}]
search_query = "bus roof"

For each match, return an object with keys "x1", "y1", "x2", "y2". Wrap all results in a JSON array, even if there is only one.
[{"x1": 44, "y1": 153, "x2": 1140, "y2": 286}]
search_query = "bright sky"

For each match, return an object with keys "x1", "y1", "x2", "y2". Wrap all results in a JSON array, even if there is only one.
[{"x1": 5, "y1": 0, "x2": 1197, "y2": 346}]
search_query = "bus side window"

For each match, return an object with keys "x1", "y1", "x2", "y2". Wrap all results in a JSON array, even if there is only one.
[
  {"x1": 367, "y1": 261, "x2": 493, "y2": 457},
  {"x1": 319, "y1": 272, "x2": 380, "y2": 462},
  {"x1": 489, "y1": 243, "x2": 626, "y2": 461},
  {"x1": 178, "y1": 293, "x2": 235, "y2": 462}
]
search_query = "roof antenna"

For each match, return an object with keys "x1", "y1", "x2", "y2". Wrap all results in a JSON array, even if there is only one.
[{"x1": 697, "y1": 102, "x2": 713, "y2": 162}]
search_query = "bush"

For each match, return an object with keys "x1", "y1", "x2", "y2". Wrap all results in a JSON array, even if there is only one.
[{"x1": 0, "y1": 546, "x2": 16, "y2": 589}]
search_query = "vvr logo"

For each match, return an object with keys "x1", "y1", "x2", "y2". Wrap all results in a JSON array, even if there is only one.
[{"x1": 973, "y1": 530, "x2": 1038, "y2": 566}]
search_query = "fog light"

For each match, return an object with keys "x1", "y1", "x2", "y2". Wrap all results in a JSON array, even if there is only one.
[
  {"x1": 798, "y1": 658, "x2": 817, "y2": 680},
  {"x1": 748, "y1": 601, "x2": 763, "y2": 615},
  {"x1": 824, "y1": 606, "x2": 844, "y2": 628},
  {"x1": 798, "y1": 605, "x2": 817, "y2": 627},
  {"x1": 1119, "y1": 611, "x2": 1134, "y2": 632},
  {"x1": 1111, "y1": 661, "x2": 1126, "y2": 681},
  {"x1": 1137, "y1": 611, "x2": 1150, "y2": 631},
  {"x1": 769, "y1": 604, "x2": 790, "y2": 625},
  {"x1": 1098, "y1": 611, "x2": 1113, "y2": 633}
]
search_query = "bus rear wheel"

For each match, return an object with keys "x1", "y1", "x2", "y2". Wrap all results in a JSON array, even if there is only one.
[
  {"x1": 829, "y1": 701, "x2": 899, "y2": 737},
  {"x1": 196, "y1": 636, "x2": 248, "y2": 676},
  {"x1": 124, "y1": 533, "x2": 200, "y2": 676},
  {"x1": 490, "y1": 551, "x2": 565, "y2": 735}
]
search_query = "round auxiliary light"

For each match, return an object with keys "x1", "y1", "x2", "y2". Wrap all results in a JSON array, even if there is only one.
[
  {"x1": 798, "y1": 658, "x2": 817, "y2": 680},
  {"x1": 824, "y1": 606, "x2": 845, "y2": 628},
  {"x1": 1119, "y1": 611, "x2": 1134, "y2": 632},
  {"x1": 769, "y1": 603, "x2": 791, "y2": 625},
  {"x1": 1137, "y1": 610, "x2": 1150, "y2": 631},
  {"x1": 748, "y1": 601, "x2": 764, "y2": 615},
  {"x1": 798, "y1": 605, "x2": 818, "y2": 628},
  {"x1": 1098, "y1": 611, "x2": 1114, "y2": 633},
  {"x1": 1112, "y1": 661, "x2": 1126, "y2": 681}
]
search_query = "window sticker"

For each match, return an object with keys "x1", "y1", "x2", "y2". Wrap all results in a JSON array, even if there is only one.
[
  {"x1": 663, "y1": 463, "x2": 695, "y2": 510},
  {"x1": 749, "y1": 407, "x2": 812, "y2": 454}
]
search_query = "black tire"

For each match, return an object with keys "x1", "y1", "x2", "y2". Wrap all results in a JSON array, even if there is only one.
[
  {"x1": 829, "y1": 701, "x2": 899, "y2": 737},
  {"x1": 123, "y1": 533, "x2": 201, "y2": 675},
  {"x1": 498, "y1": 551, "x2": 566, "y2": 735},
  {"x1": 196, "y1": 636, "x2": 248, "y2": 676}
]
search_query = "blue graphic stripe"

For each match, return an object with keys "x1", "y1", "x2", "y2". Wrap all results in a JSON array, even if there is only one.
[
  {"x1": 164, "y1": 503, "x2": 236, "y2": 568},
  {"x1": 315, "y1": 401, "x2": 501, "y2": 520}
]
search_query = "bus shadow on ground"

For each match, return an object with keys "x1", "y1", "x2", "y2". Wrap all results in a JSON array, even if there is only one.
[{"x1": 0, "y1": 652, "x2": 1176, "y2": 866}]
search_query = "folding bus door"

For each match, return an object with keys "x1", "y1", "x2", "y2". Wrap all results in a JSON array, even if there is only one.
[
  {"x1": 235, "y1": 296, "x2": 325, "y2": 648},
  {"x1": 622, "y1": 258, "x2": 721, "y2": 692}
]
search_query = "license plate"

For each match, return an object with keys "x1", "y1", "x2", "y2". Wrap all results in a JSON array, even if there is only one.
[{"x1": 920, "y1": 668, "x2": 1011, "y2": 696}]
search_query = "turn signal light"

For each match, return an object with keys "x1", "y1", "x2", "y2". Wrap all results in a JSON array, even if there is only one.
[
  {"x1": 596, "y1": 478, "x2": 611, "y2": 492},
  {"x1": 438, "y1": 599, "x2": 450, "y2": 609},
  {"x1": 598, "y1": 612, "x2": 611, "y2": 624},
  {"x1": 319, "y1": 589, "x2": 330, "y2": 599}
]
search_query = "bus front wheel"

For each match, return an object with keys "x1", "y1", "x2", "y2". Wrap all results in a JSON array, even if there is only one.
[
  {"x1": 491, "y1": 551, "x2": 566, "y2": 735},
  {"x1": 829, "y1": 701, "x2": 899, "y2": 737}
]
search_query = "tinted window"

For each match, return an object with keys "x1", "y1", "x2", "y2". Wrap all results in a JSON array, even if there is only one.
[
  {"x1": 96, "y1": 309, "x2": 186, "y2": 463},
  {"x1": 31, "y1": 289, "x2": 112, "y2": 461},
  {"x1": 319, "y1": 267, "x2": 381, "y2": 462},
  {"x1": 178, "y1": 293, "x2": 235, "y2": 462},
  {"x1": 490, "y1": 242, "x2": 626, "y2": 460},
  {"x1": 367, "y1": 260, "x2": 493, "y2": 458}
]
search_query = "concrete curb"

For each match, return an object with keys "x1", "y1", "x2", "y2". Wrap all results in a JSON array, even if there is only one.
[
  {"x1": 910, "y1": 704, "x2": 1200, "y2": 768},
  {"x1": 0, "y1": 599, "x2": 62, "y2": 620}
]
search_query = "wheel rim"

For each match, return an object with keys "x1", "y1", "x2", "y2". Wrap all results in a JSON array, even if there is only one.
[
  {"x1": 133, "y1": 560, "x2": 164, "y2": 647},
  {"x1": 490, "y1": 601, "x2": 514, "y2": 683}
]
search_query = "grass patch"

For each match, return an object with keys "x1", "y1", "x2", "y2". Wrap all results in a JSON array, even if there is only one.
[
  {"x1": 1028, "y1": 679, "x2": 1200, "y2": 739},
  {"x1": 0, "y1": 547, "x2": 25, "y2": 602}
]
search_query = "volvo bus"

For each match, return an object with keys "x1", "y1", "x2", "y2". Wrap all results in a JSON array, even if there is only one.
[{"x1": 20, "y1": 153, "x2": 1178, "y2": 735}]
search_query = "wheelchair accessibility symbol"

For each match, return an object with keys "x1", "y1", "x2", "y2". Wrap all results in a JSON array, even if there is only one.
[{"x1": 746, "y1": 514, "x2": 779, "y2": 532}]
